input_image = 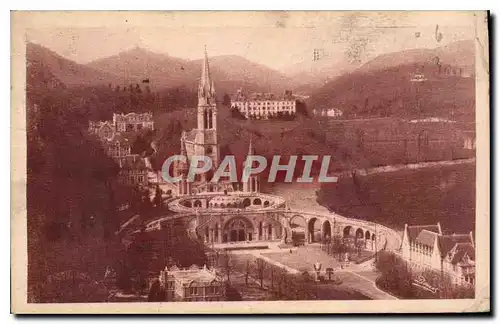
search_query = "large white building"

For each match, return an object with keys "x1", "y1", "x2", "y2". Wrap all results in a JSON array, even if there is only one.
[
  {"x1": 231, "y1": 90, "x2": 296, "y2": 119},
  {"x1": 400, "y1": 223, "x2": 475, "y2": 287}
]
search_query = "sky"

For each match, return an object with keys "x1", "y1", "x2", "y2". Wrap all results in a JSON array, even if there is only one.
[{"x1": 25, "y1": 11, "x2": 476, "y2": 71}]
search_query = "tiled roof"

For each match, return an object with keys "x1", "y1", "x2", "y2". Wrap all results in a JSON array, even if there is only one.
[
  {"x1": 407, "y1": 224, "x2": 441, "y2": 242},
  {"x1": 449, "y1": 243, "x2": 475, "y2": 264},
  {"x1": 438, "y1": 234, "x2": 473, "y2": 258},
  {"x1": 415, "y1": 229, "x2": 438, "y2": 247}
]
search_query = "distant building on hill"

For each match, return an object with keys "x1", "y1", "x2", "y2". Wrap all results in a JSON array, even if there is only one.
[
  {"x1": 113, "y1": 112, "x2": 154, "y2": 132},
  {"x1": 89, "y1": 113, "x2": 154, "y2": 186},
  {"x1": 400, "y1": 223, "x2": 475, "y2": 287},
  {"x1": 231, "y1": 89, "x2": 296, "y2": 119},
  {"x1": 89, "y1": 112, "x2": 154, "y2": 140},
  {"x1": 159, "y1": 265, "x2": 226, "y2": 302},
  {"x1": 410, "y1": 73, "x2": 428, "y2": 82},
  {"x1": 312, "y1": 108, "x2": 343, "y2": 118},
  {"x1": 102, "y1": 133, "x2": 133, "y2": 159},
  {"x1": 116, "y1": 154, "x2": 149, "y2": 186},
  {"x1": 462, "y1": 131, "x2": 476, "y2": 150}
]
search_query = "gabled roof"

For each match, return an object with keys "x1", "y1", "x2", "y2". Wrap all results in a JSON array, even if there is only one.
[
  {"x1": 438, "y1": 234, "x2": 473, "y2": 258},
  {"x1": 448, "y1": 243, "x2": 476, "y2": 264},
  {"x1": 407, "y1": 224, "x2": 441, "y2": 242},
  {"x1": 415, "y1": 229, "x2": 438, "y2": 247},
  {"x1": 108, "y1": 132, "x2": 133, "y2": 145}
]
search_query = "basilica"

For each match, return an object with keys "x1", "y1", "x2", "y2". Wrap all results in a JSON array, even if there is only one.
[{"x1": 173, "y1": 48, "x2": 257, "y2": 196}]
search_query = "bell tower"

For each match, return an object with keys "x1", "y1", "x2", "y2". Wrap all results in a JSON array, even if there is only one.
[{"x1": 195, "y1": 46, "x2": 219, "y2": 172}]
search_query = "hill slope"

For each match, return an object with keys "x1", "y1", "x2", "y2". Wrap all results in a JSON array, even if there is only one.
[
  {"x1": 358, "y1": 40, "x2": 474, "y2": 75},
  {"x1": 26, "y1": 42, "x2": 121, "y2": 87},
  {"x1": 309, "y1": 40, "x2": 475, "y2": 121},
  {"x1": 86, "y1": 48, "x2": 293, "y2": 95}
]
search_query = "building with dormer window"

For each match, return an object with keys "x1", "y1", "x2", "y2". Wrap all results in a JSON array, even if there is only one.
[
  {"x1": 159, "y1": 265, "x2": 226, "y2": 302},
  {"x1": 400, "y1": 223, "x2": 475, "y2": 286}
]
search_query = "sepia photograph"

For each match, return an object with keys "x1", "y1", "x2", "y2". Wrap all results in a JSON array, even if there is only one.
[{"x1": 10, "y1": 10, "x2": 490, "y2": 314}]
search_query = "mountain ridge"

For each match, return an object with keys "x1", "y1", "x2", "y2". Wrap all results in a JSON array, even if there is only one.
[{"x1": 26, "y1": 42, "x2": 121, "y2": 87}]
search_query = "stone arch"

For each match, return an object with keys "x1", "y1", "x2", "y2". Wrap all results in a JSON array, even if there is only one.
[
  {"x1": 184, "y1": 200, "x2": 192, "y2": 208},
  {"x1": 243, "y1": 198, "x2": 251, "y2": 208},
  {"x1": 220, "y1": 203, "x2": 225, "y2": 208},
  {"x1": 355, "y1": 228, "x2": 364, "y2": 239},
  {"x1": 289, "y1": 215, "x2": 306, "y2": 244},
  {"x1": 365, "y1": 230, "x2": 371, "y2": 240},
  {"x1": 308, "y1": 217, "x2": 320, "y2": 243},
  {"x1": 214, "y1": 203, "x2": 218, "y2": 208},
  {"x1": 253, "y1": 198, "x2": 262, "y2": 205},
  {"x1": 223, "y1": 216, "x2": 254, "y2": 242},
  {"x1": 193, "y1": 200, "x2": 202, "y2": 208},
  {"x1": 322, "y1": 220, "x2": 332, "y2": 240},
  {"x1": 264, "y1": 200, "x2": 270, "y2": 207},
  {"x1": 343, "y1": 226, "x2": 353, "y2": 238},
  {"x1": 371, "y1": 233, "x2": 376, "y2": 241}
]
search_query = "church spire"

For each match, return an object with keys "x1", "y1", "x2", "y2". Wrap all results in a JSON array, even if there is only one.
[
  {"x1": 248, "y1": 137, "x2": 254, "y2": 155},
  {"x1": 198, "y1": 46, "x2": 215, "y2": 102}
]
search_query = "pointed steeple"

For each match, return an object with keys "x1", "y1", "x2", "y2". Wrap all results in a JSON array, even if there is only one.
[
  {"x1": 248, "y1": 137, "x2": 254, "y2": 155},
  {"x1": 198, "y1": 46, "x2": 215, "y2": 102},
  {"x1": 244, "y1": 137, "x2": 257, "y2": 169}
]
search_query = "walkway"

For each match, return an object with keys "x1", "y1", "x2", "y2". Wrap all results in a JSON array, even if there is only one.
[{"x1": 241, "y1": 245, "x2": 397, "y2": 300}]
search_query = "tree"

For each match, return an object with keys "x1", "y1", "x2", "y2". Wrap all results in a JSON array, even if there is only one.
[
  {"x1": 254, "y1": 258, "x2": 267, "y2": 288},
  {"x1": 147, "y1": 279, "x2": 165, "y2": 301},
  {"x1": 223, "y1": 93, "x2": 231, "y2": 107},
  {"x1": 153, "y1": 184, "x2": 162, "y2": 208},
  {"x1": 231, "y1": 107, "x2": 246, "y2": 120},
  {"x1": 217, "y1": 250, "x2": 235, "y2": 283},
  {"x1": 375, "y1": 251, "x2": 414, "y2": 298},
  {"x1": 244, "y1": 259, "x2": 251, "y2": 286},
  {"x1": 295, "y1": 100, "x2": 310, "y2": 118}
]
